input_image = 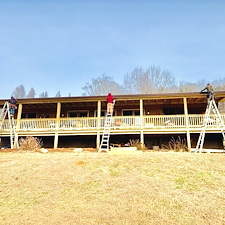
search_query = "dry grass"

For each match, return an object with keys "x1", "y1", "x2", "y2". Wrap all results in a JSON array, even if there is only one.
[
  {"x1": 161, "y1": 136, "x2": 188, "y2": 152},
  {"x1": 127, "y1": 139, "x2": 147, "y2": 150},
  {"x1": 1, "y1": 151, "x2": 225, "y2": 225},
  {"x1": 19, "y1": 136, "x2": 43, "y2": 151}
]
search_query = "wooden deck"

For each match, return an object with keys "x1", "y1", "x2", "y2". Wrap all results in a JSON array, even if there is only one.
[{"x1": 0, "y1": 114, "x2": 224, "y2": 136}]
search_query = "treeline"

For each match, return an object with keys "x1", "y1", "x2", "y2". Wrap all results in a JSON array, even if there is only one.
[
  {"x1": 11, "y1": 65, "x2": 225, "y2": 98},
  {"x1": 11, "y1": 86, "x2": 69, "y2": 99},
  {"x1": 82, "y1": 66, "x2": 225, "y2": 96}
]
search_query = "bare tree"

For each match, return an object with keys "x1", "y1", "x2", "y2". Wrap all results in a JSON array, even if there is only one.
[
  {"x1": 26, "y1": 88, "x2": 36, "y2": 98},
  {"x1": 178, "y1": 78, "x2": 225, "y2": 93},
  {"x1": 12, "y1": 85, "x2": 26, "y2": 98},
  {"x1": 178, "y1": 79, "x2": 206, "y2": 92},
  {"x1": 82, "y1": 74, "x2": 125, "y2": 96},
  {"x1": 55, "y1": 91, "x2": 61, "y2": 97},
  {"x1": 39, "y1": 91, "x2": 48, "y2": 98},
  {"x1": 211, "y1": 78, "x2": 225, "y2": 91},
  {"x1": 123, "y1": 66, "x2": 176, "y2": 94},
  {"x1": 178, "y1": 77, "x2": 225, "y2": 112},
  {"x1": 212, "y1": 78, "x2": 225, "y2": 113}
]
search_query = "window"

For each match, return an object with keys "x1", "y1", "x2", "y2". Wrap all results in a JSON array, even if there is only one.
[
  {"x1": 80, "y1": 112, "x2": 88, "y2": 117},
  {"x1": 68, "y1": 111, "x2": 89, "y2": 117},
  {"x1": 21, "y1": 113, "x2": 36, "y2": 118},
  {"x1": 28, "y1": 113, "x2": 36, "y2": 118},
  {"x1": 94, "y1": 110, "x2": 107, "y2": 117},
  {"x1": 122, "y1": 110, "x2": 140, "y2": 116},
  {"x1": 123, "y1": 110, "x2": 132, "y2": 116},
  {"x1": 134, "y1": 111, "x2": 140, "y2": 116},
  {"x1": 163, "y1": 107, "x2": 184, "y2": 115}
]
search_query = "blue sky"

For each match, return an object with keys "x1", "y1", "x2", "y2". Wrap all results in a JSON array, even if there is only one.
[{"x1": 0, "y1": 0, "x2": 225, "y2": 99}]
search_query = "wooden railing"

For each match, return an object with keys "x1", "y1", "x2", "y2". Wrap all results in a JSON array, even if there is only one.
[{"x1": 0, "y1": 114, "x2": 225, "y2": 132}]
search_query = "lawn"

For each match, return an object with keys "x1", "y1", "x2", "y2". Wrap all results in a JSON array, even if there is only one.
[{"x1": 1, "y1": 151, "x2": 225, "y2": 225}]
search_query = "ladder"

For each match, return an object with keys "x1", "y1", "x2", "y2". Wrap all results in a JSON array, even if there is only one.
[
  {"x1": 195, "y1": 99, "x2": 225, "y2": 153},
  {"x1": 98, "y1": 100, "x2": 115, "y2": 153},
  {"x1": 0, "y1": 102, "x2": 19, "y2": 149}
]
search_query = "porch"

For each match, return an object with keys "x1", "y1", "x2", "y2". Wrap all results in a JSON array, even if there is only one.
[
  {"x1": 1, "y1": 114, "x2": 224, "y2": 133},
  {"x1": 0, "y1": 91, "x2": 225, "y2": 149}
]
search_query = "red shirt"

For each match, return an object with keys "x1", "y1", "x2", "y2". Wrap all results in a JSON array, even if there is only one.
[{"x1": 106, "y1": 94, "x2": 114, "y2": 103}]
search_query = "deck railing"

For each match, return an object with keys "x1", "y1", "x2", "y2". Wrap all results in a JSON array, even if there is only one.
[{"x1": 0, "y1": 114, "x2": 225, "y2": 133}]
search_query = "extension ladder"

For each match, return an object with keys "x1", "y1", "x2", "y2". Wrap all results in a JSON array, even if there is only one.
[
  {"x1": 98, "y1": 100, "x2": 115, "y2": 153},
  {"x1": 0, "y1": 102, "x2": 19, "y2": 149},
  {"x1": 195, "y1": 99, "x2": 225, "y2": 153}
]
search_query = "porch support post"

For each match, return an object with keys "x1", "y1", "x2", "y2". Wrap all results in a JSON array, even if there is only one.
[
  {"x1": 96, "y1": 131, "x2": 100, "y2": 149},
  {"x1": 15, "y1": 103, "x2": 23, "y2": 147},
  {"x1": 140, "y1": 99, "x2": 144, "y2": 147},
  {"x1": 97, "y1": 101, "x2": 101, "y2": 129},
  {"x1": 96, "y1": 101, "x2": 101, "y2": 150},
  {"x1": 140, "y1": 130, "x2": 144, "y2": 147},
  {"x1": 54, "y1": 133, "x2": 59, "y2": 149},
  {"x1": 183, "y1": 97, "x2": 191, "y2": 151},
  {"x1": 140, "y1": 99, "x2": 143, "y2": 128},
  {"x1": 16, "y1": 103, "x2": 23, "y2": 130},
  {"x1": 54, "y1": 102, "x2": 61, "y2": 149},
  {"x1": 56, "y1": 102, "x2": 61, "y2": 121}
]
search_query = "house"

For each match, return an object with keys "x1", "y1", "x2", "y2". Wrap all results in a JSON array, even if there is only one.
[{"x1": 0, "y1": 91, "x2": 225, "y2": 150}]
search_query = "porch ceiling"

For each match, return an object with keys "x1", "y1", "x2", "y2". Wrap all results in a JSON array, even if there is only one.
[{"x1": 21, "y1": 96, "x2": 221, "y2": 108}]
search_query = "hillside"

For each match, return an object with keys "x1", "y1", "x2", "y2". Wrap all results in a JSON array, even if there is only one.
[{"x1": 1, "y1": 152, "x2": 225, "y2": 225}]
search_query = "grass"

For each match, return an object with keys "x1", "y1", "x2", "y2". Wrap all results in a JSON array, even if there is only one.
[{"x1": 1, "y1": 151, "x2": 225, "y2": 225}]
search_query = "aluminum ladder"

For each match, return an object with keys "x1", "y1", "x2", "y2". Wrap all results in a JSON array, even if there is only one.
[
  {"x1": 0, "y1": 102, "x2": 19, "y2": 149},
  {"x1": 98, "y1": 100, "x2": 115, "y2": 153},
  {"x1": 195, "y1": 98, "x2": 225, "y2": 153}
]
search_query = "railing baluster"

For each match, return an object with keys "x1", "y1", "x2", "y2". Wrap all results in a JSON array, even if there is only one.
[{"x1": 1, "y1": 114, "x2": 224, "y2": 133}]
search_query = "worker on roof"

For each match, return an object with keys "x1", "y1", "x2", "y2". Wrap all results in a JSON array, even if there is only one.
[
  {"x1": 8, "y1": 96, "x2": 17, "y2": 117},
  {"x1": 201, "y1": 84, "x2": 214, "y2": 103}
]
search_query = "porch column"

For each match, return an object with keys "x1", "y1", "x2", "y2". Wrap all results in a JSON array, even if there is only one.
[
  {"x1": 97, "y1": 101, "x2": 101, "y2": 129},
  {"x1": 54, "y1": 133, "x2": 59, "y2": 149},
  {"x1": 54, "y1": 102, "x2": 61, "y2": 149},
  {"x1": 183, "y1": 97, "x2": 191, "y2": 151},
  {"x1": 15, "y1": 103, "x2": 23, "y2": 147},
  {"x1": 140, "y1": 99, "x2": 143, "y2": 128},
  {"x1": 56, "y1": 102, "x2": 61, "y2": 121},
  {"x1": 140, "y1": 99, "x2": 144, "y2": 147},
  {"x1": 140, "y1": 130, "x2": 144, "y2": 148},
  {"x1": 96, "y1": 101, "x2": 101, "y2": 150},
  {"x1": 16, "y1": 103, "x2": 23, "y2": 130},
  {"x1": 96, "y1": 131, "x2": 100, "y2": 149}
]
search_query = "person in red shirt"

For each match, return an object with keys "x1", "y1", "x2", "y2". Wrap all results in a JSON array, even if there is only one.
[{"x1": 106, "y1": 93, "x2": 114, "y2": 114}]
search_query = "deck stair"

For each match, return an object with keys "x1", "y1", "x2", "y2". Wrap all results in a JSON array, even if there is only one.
[
  {"x1": 194, "y1": 98, "x2": 225, "y2": 153},
  {"x1": 0, "y1": 102, "x2": 19, "y2": 149}
]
